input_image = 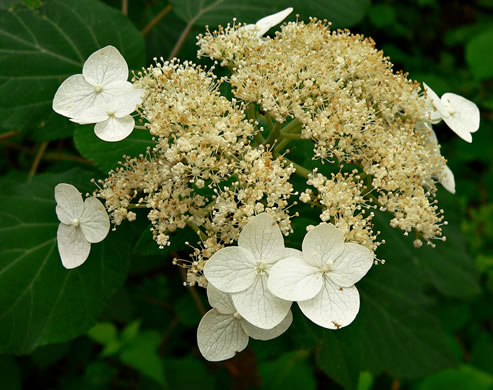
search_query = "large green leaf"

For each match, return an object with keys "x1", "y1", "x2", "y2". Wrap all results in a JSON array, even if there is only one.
[
  {"x1": 0, "y1": 0, "x2": 145, "y2": 131},
  {"x1": 466, "y1": 29, "x2": 493, "y2": 80},
  {"x1": 0, "y1": 169, "x2": 130, "y2": 354},
  {"x1": 170, "y1": 0, "x2": 370, "y2": 28},
  {"x1": 73, "y1": 125, "x2": 155, "y2": 173}
]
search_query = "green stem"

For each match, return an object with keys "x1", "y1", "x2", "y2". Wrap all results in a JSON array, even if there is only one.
[
  {"x1": 186, "y1": 220, "x2": 208, "y2": 241},
  {"x1": 274, "y1": 153, "x2": 311, "y2": 179},
  {"x1": 280, "y1": 118, "x2": 302, "y2": 135},
  {"x1": 247, "y1": 103, "x2": 265, "y2": 145}
]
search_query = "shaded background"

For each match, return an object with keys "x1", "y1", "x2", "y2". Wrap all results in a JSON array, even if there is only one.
[{"x1": 0, "y1": 0, "x2": 492, "y2": 389}]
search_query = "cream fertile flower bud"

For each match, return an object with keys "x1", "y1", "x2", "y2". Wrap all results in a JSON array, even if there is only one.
[{"x1": 55, "y1": 183, "x2": 110, "y2": 269}]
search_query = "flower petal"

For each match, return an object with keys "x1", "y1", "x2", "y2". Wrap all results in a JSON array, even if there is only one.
[
  {"x1": 55, "y1": 183, "x2": 84, "y2": 224},
  {"x1": 79, "y1": 197, "x2": 110, "y2": 243},
  {"x1": 241, "y1": 310, "x2": 292, "y2": 340},
  {"x1": 82, "y1": 46, "x2": 128, "y2": 87},
  {"x1": 203, "y1": 246, "x2": 257, "y2": 293},
  {"x1": 232, "y1": 274, "x2": 292, "y2": 329},
  {"x1": 52, "y1": 74, "x2": 97, "y2": 119},
  {"x1": 57, "y1": 223, "x2": 91, "y2": 269},
  {"x1": 268, "y1": 257, "x2": 323, "y2": 301},
  {"x1": 238, "y1": 213, "x2": 285, "y2": 263},
  {"x1": 197, "y1": 309, "x2": 248, "y2": 362},
  {"x1": 441, "y1": 93, "x2": 480, "y2": 142},
  {"x1": 114, "y1": 88, "x2": 145, "y2": 117},
  {"x1": 302, "y1": 223, "x2": 345, "y2": 268},
  {"x1": 423, "y1": 82, "x2": 446, "y2": 124},
  {"x1": 298, "y1": 279, "x2": 360, "y2": 329},
  {"x1": 255, "y1": 7, "x2": 293, "y2": 36},
  {"x1": 330, "y1": 243, "x2": 374, "y2": 287},
  {"x1": 207, "y1": 284, "x2": 236, "y2": 314},
  {"x1": 94, "y1": 115, "x2": 135, "y2": 142},
  {"x1": 438, "y1": 164, "x2": 456, "y2": 194}
]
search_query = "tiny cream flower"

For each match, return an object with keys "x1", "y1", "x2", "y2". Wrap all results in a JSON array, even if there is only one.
[
  {"x1": 268, "y1": 224, "x2": 373, "y2": 329},
  {"x1": 203, "y1": 213, "x2": 292, "y2": 329},
  {"x1": 55, "y1": 183, "x2": 110, "y2": 269},
  {"x1": 423, "y1": 83, "x2": 480, "y2": 143},
  {"x1": 197, "y1": 284, "x2": 292, "y2": 362},
  {"x1": 53, "y1": 45, "x2": 144, "y2": 141},
  {"x1": 243, "y1": 8, "x2": 293, "y2": 36}
]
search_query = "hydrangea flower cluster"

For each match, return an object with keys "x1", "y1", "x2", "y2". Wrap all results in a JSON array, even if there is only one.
[{"x1": 51, "y1": 8, "x2": 481, "y2": 361}]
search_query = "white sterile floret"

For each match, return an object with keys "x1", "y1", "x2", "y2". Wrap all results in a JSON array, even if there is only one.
[
  {"x1": 243, "y1": 7, "x2": 293, "y2": 37},
  {"x1": 423, "y1": 83, "x2": 480, "y2": 143},
  {"x1": 268, "y1": 223, "x2": 373, "y2": 329},
  {"x1": 203, "y1": 213, "x2": 292, "y2": 329},
  {"x1": 53, "y1": 45, "x2": 144, "y2": 141},
  {"x1": 197, "y1": 284, "x2": 293, "y2": 361},
  {"x1": 70, "y1": 89, "x2": 144, "y2": 142},
  {"x1": 55, "y1": 183, "x2": 110, "y2": 269}
]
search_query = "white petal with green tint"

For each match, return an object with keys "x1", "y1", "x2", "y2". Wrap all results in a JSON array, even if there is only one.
[
  {"x1": 94, "y1": 115, "x2": 135, "y2": 142},
  {"x1": 203, "y1": 246, "x2": 257, "y2": 293},
  {"x1": 207, "y1": 284, "x2": 235, "y2": 315},
  {"x1": 268, "y1": 256, "x2": 323, "y2": 301},
  {"x1": 232, "y1": 274, "x2": 291, "y2": 329},
  {"x1": 440, "y1": 93, "x2": 480, "y2": 143},
  {"x1": 55, "y1": 183, "x2": 84, "y2": 224},
  {"x1": 197, "y1": 309, "x2": 248, "y2": 362},
  {"x1": 80, "y1": 197, "x2": 110, "y2": 243},
  {"x1": 253, "y1": 7, "x2": 293, "y2": 36},
  {"x1": 330, "y1": 243, "x2": 373, "y2": 288},
  {"x1": 241, "y1": 310, "x2": 293, "y2": 341},
  {"x1": 82, "y1": 46, "x2": 128, "y2": 87},
  {"x1": 302, "y1": 224, "x2": 345, "y2": 268},
  {"x1": 57, "y1": 223, "x2": 91, "y2": 269},
  {"x1": 238, "y1": 213, "x2": 285, "y2": 263},
  {"x1": 52, "y1": 74, "x2": 97, "y2": 121},
  {"x1": 298, "y1": 279, "x2": 360, "y2": 330}
]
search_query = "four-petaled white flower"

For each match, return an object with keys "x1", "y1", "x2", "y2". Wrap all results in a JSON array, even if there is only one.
[
  {"x1": 53, "y1": 45, "x2": 144, "y2": 142},
  {"x1": 243, "y1": 7, "x2": 293, "y2": 37},
  {"x1": 268, "y1": 224, "x2": 373, "y2": 329},
  {"x1": 197, "y1": 284, "x2": 292, "y2": 362},
  {"x1": 423, "y1": 82, "x2": 480, "y2": 143},
  {"x1": 203, "y1": 213, "x2": 292, "y2": 329},
  {"x1": 55, "y1": 183, "x2": 110, "y2": 269}
]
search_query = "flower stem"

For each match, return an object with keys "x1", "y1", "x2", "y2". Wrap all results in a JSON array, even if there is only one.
[
  {"x1": 168, "y1": 20, "x2": 194, "y2": 60},
  {"x1": 28, "y1": 142, "x2": 48, "y2": 181},
  {"x1": 141, "y1": 4, "x2": 173, "y2": 36}
]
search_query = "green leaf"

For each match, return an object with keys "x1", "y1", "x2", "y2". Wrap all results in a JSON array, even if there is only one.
[
  {"x1": 466, "y1": 29, "x2": 493, "y2": 80},
  {"x1": 0, "y1": 169, "x2": 130, "y2": 354},
  {"x1": 0, "y1": 0, "x2": 145, "y2": 131},
  {"x1": 416, "y1": 365, "x2": 493, "y2": 390},
  {"x1": 317, "y1": 323, "x2": 361, "y2": 390},
  {"x1": 170, "y1": 0, "x2": 370, "y2": 29},
  {"x1": 258, "y1": 350, "x2": 316, "y2": 390},
  {"x1": 74, "y1": 125, "x2": 155, "y2": 173},
  {"x1": 0, "y1": 356, "x2": 21, "y2": 390},
  {"x1": 88, "y1": 322, "x2": 118, "y2": 345},
  {"x1": 368, "y1": 4, "x2": 396, "y2": 28},
  {"x1": 119, "y1": 330, "x2": 166, "y2": 386}
]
